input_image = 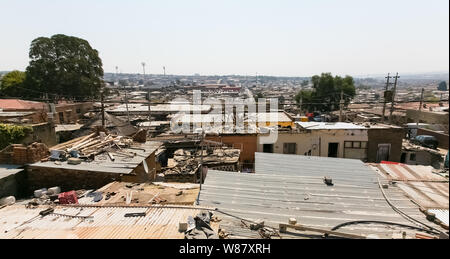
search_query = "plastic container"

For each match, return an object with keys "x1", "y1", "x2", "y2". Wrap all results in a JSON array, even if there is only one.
[
  {"x1": 0, "y1": 196, "x2": 16, "y2": 206},
  {"x1": 47, "y1": 187, "x2": 61, "y2": 195},
  {"x1": 34, "y1": 188, "x2": 48, "y2": 198}
]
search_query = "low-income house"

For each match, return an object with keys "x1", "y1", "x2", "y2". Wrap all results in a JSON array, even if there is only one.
[
  {"x1": 257, "y1": 122, "x2": 404, "y2": 163},
  {"x1": 26, "y1": 133, "x2": 163, "y2": 193}
]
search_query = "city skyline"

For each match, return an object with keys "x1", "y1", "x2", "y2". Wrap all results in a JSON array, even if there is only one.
[{"x1": 0, "y1": 0, "x2": 449, "y2": 77}]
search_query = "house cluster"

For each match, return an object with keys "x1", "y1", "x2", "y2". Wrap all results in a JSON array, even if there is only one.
[{"x1": 0, "y1": 80, "x2": 448, "y2": 239}]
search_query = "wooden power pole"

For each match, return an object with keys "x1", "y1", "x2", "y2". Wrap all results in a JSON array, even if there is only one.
[
  {"x1": 147, "y1": 89, "x2": 151, "y2": 122},
  {"x1": 382, "y1": 73, "x2": 392, "y2": 122},
  {"x1": 124, "y1": 90, "x2": 131, "y2": 124},
  {"x1": 389, "y1": 73, "x2": 400, "y2": 124}
]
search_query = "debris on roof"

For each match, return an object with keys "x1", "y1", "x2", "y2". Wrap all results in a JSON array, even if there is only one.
[{"x1": 77, "y1": 181, "x2": 200, "y2": 206}]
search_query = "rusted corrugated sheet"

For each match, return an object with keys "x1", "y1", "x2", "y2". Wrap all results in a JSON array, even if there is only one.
[
  {"x1": 0, "y1": 205, "x2": 210, "y2": 239},
  {"x1": 370, "y1": 164, "x2": 449, "y2": 209}
]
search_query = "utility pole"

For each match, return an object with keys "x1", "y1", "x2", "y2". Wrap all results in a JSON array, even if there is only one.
[
  {"x1": 389, "y1": 73, "x2": 400, "y2": 124},
  {"x1": 382, "y1": 73, "x2": 392, "y2": 122},
  {"x1": 141, "y1": 62, "x2": 146, "y2": 77},
  {"x1": 163, "y1": 66, "x2": 166, "y2": 77},
  {"x1": 147, "y1": 89, "x2": 151, "y2": 123},
  {"x1": 299, "y1": 96, "x2": 303, "y2": 116},
  {"x1": 141, "y1": 62, "x2": 146, "y2": 85},
  {"x1": 101, "y1": 91, "x2": 105, "y2": 127},
  {"x1": 200, "y1": 130, "x2": 205, "y2": 190},
  {"x1": 419, "y1": 88, "x2": 425, "y2": 113},
  {"x1": 124, "y1": 90, "x2": 131, "y2": 124},
  {"x1": 416, "y1": 88, "x2": 425, "y2": 128},
  {"x1": 339, "y1": 90, "x2": 345, "y2": 122}
]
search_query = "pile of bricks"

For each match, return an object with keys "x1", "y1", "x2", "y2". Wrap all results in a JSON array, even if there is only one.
[{"x1": 10, "y1": 143, "x2": 49, "y2": 165}]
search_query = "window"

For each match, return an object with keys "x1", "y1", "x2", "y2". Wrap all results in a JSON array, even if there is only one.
[
  {"x1": 283, "y1": 143, "x2": 297, "y2": 155},
  {"x1": 410, "y1": 153, "x2": 417, "y2": 161},
  {"x1": 344, "y1": 141, "x2": 368, "y2": 149},
  {"x1": 361, "y1": 142, "x2": 367, "y2": 149}
]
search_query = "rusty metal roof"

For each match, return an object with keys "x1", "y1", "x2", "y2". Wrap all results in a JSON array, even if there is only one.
[
  {"x1": 369, "y1": 163, "x2": 449, "y2": 209},
  {"x1": 0, "y1": 205, "x2": 210, "y2": 239}
]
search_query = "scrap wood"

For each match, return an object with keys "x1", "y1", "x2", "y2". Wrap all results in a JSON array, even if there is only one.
[
  {"x1": 218, "y1": 228, "x2": 229, "y2": 239},
  {"x1": 416, "y1": 233, "x2": 436, "y2": 239},
  {"x1": 107, "y1": 152, "x2": 115, "y2": 161}
]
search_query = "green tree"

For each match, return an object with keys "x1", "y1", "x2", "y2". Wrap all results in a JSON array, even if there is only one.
[
  {"x1": 0, "y1": 124, "x2": 33, "y2": 149},
  {"x1": 0, "y1": 70, "x2": 27, "y2": 97},
  {"x1": 438, "y1": 81, "x2": 447, "y2": 91},
  {"x1": 300, "y1": 79, "x2": 309, "y2": 87},
  {"x1": 295, "y1": 73, "x2": 356, "y2": 112},
  {"x1": 25, "y1": 34, "x2": 104, "y2": 101},
  {"x1": 254, "y1": 92, "x2": 264, "y2": 102}
]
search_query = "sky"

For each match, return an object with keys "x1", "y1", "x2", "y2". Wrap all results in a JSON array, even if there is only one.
[{"x1": 0, "y1": 0, "x2": 448, "y2": 77}]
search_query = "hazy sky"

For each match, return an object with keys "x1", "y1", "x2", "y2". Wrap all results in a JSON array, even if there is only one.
[{"x1": 0, "y1": 0, "x2": 448, "y2": 77}]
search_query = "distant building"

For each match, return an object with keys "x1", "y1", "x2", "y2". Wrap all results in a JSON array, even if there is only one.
[{"x1": 258, "y1": 122, "x2": 404, "y2": 163}]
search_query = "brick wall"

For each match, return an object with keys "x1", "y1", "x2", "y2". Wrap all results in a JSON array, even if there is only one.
[
  {"x1": 26, "y1": 151, "x2": 157, "y2": 194},
  {"x1": 367, "y1": 128, "x2": 405, "y2": 163},
  {"x1": 27, "y1": 166, "x2": 126, "y2": 194},
  {"x1": 21, "y1": 123, "x2": 57, "y2": 147}
]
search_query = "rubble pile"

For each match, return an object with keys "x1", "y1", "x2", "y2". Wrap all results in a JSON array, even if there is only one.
[
  {"x1": 163, "y1": 147, "x2": 241, "y2": 183},
  {"x1": 48, "y1": 131, "x2": 134, "y2": 161}
]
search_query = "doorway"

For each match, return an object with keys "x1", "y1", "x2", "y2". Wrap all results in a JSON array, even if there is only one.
[
  {"x1": 376, "y1": 144, "x2": 391, "y2": 162},
  {"x1": 263, "y1": 144, "x2": 274, "y2": 153},
  {"x1": 328, "y1": 143, "x2": 339, "y2": 158}
]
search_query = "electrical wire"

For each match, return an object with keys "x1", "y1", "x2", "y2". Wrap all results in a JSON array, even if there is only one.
[
  {"x1": 377, "y1": 178, "x2": 446, "y2": 236},
  {"x1": 331, "y1": 220, "x2": 441, "y2": 236}
]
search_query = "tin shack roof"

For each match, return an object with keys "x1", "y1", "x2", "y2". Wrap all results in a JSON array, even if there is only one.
[
  {"x1": 368, "y1": 163, "x2": 449, "y2": 209},
  {"x1": 0, "y1": 205, "x2": 212, "y2": 239},
  {"x1": 30, "y1": 141, "x2": 163, "y2": 175},
  {"x1": 198, "y1": 153, "x2": 445, "y2": 238}
]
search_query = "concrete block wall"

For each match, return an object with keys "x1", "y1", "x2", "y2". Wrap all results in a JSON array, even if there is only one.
[{"x1": 26, "y1": 167, "x2": 126, "y2": 194}]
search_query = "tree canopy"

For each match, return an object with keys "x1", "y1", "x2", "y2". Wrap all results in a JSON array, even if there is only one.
[
  {"x1": 0, "y1": 70, "x2": 27, "y2": 97},
  {"x1": 295, "y1": 73, "x2": 356, "y2": 112},
  {"x1": 438, "y1": 81, "x2": 447, "y2": 91},
  {"x1": 25, "y1": 34, "x2": 104, "y2": 101}
]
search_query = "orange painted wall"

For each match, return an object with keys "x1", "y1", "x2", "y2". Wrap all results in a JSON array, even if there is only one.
[{"x1": 206, "y1": 134, "x2": 257, "y2": 167}]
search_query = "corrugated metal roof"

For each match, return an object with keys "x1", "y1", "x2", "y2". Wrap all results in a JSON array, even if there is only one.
[
  {"x1": 428, "y1": 209, "x2": 449, "y2": 228},
  {"x1": 370, "y1": 163, "x2": 449, "y2": 209},
  {"x1": 0, "y1": 205, "x2": 209, "y2": 239},
  {"x1": 199, "y1": 153, "x2": 444, "y2": 238},
  {"x1": 296, "y1": 122, "x2": 367, "y2": 130},
  {"x1": 30, "y1": 141, "x2": 163, "y2": 175},
  {"x1": 0, "y1": 164, "x2": 24, "y2": 179},
  {"x1": 0, "y1": 99, "x2": 47, "y2": 111}
]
